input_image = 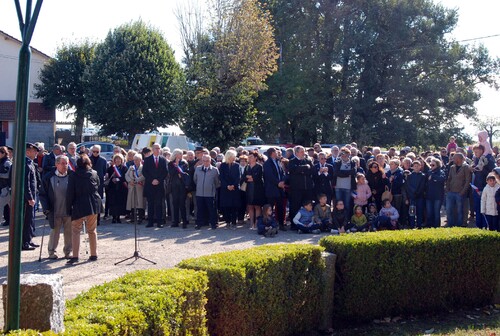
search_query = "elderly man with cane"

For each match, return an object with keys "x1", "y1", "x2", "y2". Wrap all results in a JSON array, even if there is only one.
[{"x1": 39, "y1": 155, "x2": 73, "y2": 259}]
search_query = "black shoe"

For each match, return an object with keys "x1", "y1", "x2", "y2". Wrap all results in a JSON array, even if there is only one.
[
  {"x1": 171, "y1": 223, "x2": 179, "y2": 228},
  {"x1": 210, "y1": 225, "x2": 217, "y2": 230},
  {"x1": 88, "y1": 256, "x2": 98, "y2": 261},
  {"x1": 146, "y1": 223, "x2": 154, "y2": 228},
  {"x1": 1, "y1": 221, "x2": 9, "y2": 226},
  {"x1": 29, "y1": 242, "x2": 40, "y2": 247},
  {"x1": 182, "y1": 223, "x2": 187, "y2": 229},
  {"x1": 116, "y1": 218, "x2": 122, "y2": 223},
  {"x1": 66, "y1": 257, "x2": 79, "y2": 264},
  {"x1": 279, "y1": 225, "x2": 287, "y2": 231},
  {"x1": 195, "y1": 225, "x2": 201, "y2": 230},
  {"x1": 111, "y1": 219, "x2": 116, "y2": 224},
  {"x1": 22, "y1": 244, "x2": 35, "y2": 251}
]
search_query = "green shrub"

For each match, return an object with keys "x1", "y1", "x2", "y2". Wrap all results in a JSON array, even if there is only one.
[
  {"x1": 178, "y1": 244, "x2": 325, "y2": 336},
  {"x1": 319, "y1": 228, "x2": 500, "y2": 323},
  {"x1": 3, "y1": 331, "x2": 57, "y2": 336},
  {"x1": 64, "y1": 268, "x2": 208, "y2": 335}
]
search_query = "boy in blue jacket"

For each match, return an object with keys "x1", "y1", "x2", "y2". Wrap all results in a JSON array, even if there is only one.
[
  {"x1": 405, "y1": 161, "x2": 426, "y2": 228},
  {"x1": 293, "y1": 200, "x2": 321, "y2": 234}
]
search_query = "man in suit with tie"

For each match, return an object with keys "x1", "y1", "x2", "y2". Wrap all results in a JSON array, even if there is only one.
[
  {"x1": 263, "y1": 147, "x2": 287, "y2": 231},
  {"x1": 142, "y1": 143, "x2": 168, "y2": 228},
  {"x1": 314, "y1": 152, "x2": 334, "y2": 205}
]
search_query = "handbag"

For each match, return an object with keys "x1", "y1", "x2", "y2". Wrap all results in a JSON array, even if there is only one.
[
  {"x1": 381, "y1": 186, "x2": 393, "y2": 203},
  {"x1": 240, "y1": 181, "x2": 247, "y2": 192}
]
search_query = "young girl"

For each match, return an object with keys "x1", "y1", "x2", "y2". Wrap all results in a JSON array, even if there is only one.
[
  {"x1": 293, "y1": 200, "x2": 321, "y2": 234},
  {"x1": 353, "y1": 173, "x2": 372, "y2": 212},
  {"x1": 351, "y1": 205, "x2": 369, "y2": 232},
  {"x1": 378, "y1": 199, "x2": 399, "y2": 230},
  {"x1": 256, "y1": 204, "x2": 278, "y2": 237},
  {"x1": 331, "y1": 200, "x2": 353, "y2": 234},
  {"x1": 365, "y1": 203, "x2": 378, "y2": 231},
  {"x1": 313, "y1": 194, "x2": 332, "y2": 232},
  {"x1": 480, "y1": 174, "x2": 500, "y2": 231}
]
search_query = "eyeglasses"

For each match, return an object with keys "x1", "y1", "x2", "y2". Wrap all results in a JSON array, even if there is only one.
[
  {"x1": 92, "y1": 151, "x2": 99, "y2": 154},
  {"x1": 430, "y1": 164, "x2": 436, "y2": 167}
]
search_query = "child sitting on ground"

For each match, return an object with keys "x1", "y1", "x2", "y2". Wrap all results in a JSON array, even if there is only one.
[
  {"x1": 313, "y1": 194, "x2": 332, "y2": 232},
  {"x1": 378, "y1": 199, "x2": 399, "y2": 230},
  {"x1": 480, "y1": 174, "x2": 500, "y2": 231},
  {"x1": 293, "y1": 200, "x2": 321, "y2": 234},
  {"x1": 256, "y1": 204, "x2": 278, "y2": 237},
  {"x1": 331, "y1": 200, "x2": 354, "y2": 234},
  {"x1": 365, "y1": 203, "x2": 378, "y2": 231},
  {"x1": 351, "y1": 205, "x2": 369, "y2": 232}
]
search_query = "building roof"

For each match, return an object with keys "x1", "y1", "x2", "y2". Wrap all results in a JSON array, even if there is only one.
[{"x1": 0, "y1": 29, "x2": 52, "y2": 60}]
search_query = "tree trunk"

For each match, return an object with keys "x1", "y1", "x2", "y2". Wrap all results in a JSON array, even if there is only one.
[{"x1": 73, "y1": 110, "x2": 85, "y2": 143}]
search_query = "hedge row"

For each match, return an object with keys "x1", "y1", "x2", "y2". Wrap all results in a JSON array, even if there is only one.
[
  {"x1": 178, "y1": 244, "x2": 326, "y2": 336},
  {"x1": 63, "y1": 268, "x2": 208, "y2": 335},
  {"x1": 319, "y1": 228, "x2": 500, "y2": 323}
]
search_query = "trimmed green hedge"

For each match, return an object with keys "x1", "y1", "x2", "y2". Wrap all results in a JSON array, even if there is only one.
[
  {"x1": 319, "y1": 228, "x2": 500, "y2": 323},
  {"x1": 178, "y1": 244, "x2": 325, "y2": 336},
  {"x1": 63, "y1": 268, "x2": 208, "y2": 335}
]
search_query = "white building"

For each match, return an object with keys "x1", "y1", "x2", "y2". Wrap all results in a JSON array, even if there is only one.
[{"x1": 0, "y1": 29, "x2": 55, "y2": 147}]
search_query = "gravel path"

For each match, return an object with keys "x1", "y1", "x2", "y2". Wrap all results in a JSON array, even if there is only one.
[{"x1": 0, "y1": 213, "x2": 322, "y2": 329}]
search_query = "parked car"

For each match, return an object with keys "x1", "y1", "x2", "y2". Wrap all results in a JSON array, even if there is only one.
[{"x1": 76, "y1": 141, "x2": 115, "y2": 161}]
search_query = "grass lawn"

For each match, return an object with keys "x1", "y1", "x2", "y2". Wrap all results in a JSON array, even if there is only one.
[{"x1": 329, "y1": 305, "x2": 500, "y2": 336}]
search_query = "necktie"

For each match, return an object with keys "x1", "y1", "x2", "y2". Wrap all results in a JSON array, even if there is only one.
[{"x1": 155, "y1": 156, "x2": 158, "y2": 168}]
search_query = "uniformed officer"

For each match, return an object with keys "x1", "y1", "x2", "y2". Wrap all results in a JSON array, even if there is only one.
[{"x1": 22, "y1": 143, "x2": 39, "y2": 251}]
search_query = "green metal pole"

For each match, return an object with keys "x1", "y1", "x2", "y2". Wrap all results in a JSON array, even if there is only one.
[
  {"x1": 5, "y1": 43, "x2": 31, "y2": 333},
  {"x1": 5, "y1": 1, "x2": 44, "y2": 331}
]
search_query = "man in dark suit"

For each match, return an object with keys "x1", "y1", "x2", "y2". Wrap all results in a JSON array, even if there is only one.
[
  {"x1": 287, "y1": 146, "x2": 315, "y2": 230},
  {"x1": 23, "y1": 143, "x2": 40, "y2": 251},
  {"x1": 314, "y1": 152, "x2": 334, "y2": 205},
  {"x1": 263, "y1": 147, "x2": 287, "y2": 231},
  {"x1": 89, "y1": 145, "x2": 107, "y2": 225},
  {"x1": 142, "y1": 143, "x2": 168, "y2": 228}
]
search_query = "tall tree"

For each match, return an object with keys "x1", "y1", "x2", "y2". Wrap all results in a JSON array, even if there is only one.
[
  {"x1": 35, "y1": 41, "x2": 95, "y2": 140},
  {"x1": 475, "y1": 116, "x2": 500, "y2": 148},
  {"x1": 177, "y1": 0, "x2": 279, "y2": 149},
  {"x1": 257, "y1": 0, "x2": 500, "y2": 147},
  {"x1": 84, "y1": 20, "x2": 183, "y2": 140}
]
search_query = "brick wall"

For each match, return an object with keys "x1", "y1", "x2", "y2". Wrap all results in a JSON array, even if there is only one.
[{"x1": 0, "y1": 101, "x2": 55, "y2": 121}]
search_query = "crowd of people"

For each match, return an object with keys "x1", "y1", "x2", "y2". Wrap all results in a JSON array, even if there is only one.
[{"x1": 1, "y1": 132, "x2": 499, "y2": 263}]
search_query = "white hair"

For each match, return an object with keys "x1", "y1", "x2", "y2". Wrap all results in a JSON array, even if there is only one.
[
  {"x1": 224, "y1": 150, "x2": 237, "y2": 162},
  {"x1": 133, "y1": 154, "x2": 143, "y2": 161},
  {"x1": 170, "y1": 148, "x2": 184, "y2": 162},
  {"x1": 91, "y1": 144, "x2": 101, "y2": 152}
]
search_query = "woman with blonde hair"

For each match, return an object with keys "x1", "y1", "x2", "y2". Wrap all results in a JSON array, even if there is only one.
[
  {"x1": 125, "y1": 154, "x2": 145, "y2": 223},
  {"x1": 219, "y1": 150, "x2": 241, "y2": 228},
  {"x1": 105, "y1": 153, "x2": 128, "y2": 223}
]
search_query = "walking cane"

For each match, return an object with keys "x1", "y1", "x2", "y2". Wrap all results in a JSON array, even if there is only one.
[{"x1": 38, "y1": 216, "x2": 47, "y2": 262}]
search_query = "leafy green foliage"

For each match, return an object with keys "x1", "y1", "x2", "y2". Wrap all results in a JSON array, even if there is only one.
[
  {"x1": 257, "y1": 0, "x2": 500, "y2": 147},
  {"x1": 319, "y1": 228, "x2": 500, "y2": 323},
  {"x1": 35, "y1": 41, "x2": 95, "y2": 139},
  {"x1": 84, "y1": 20, "x2": 184, "y2": 140},
  {"x1": 178, "y1": 244, "x2": 325, "y2": 336},
  {"x1": 63, "y1": 269, "x2": 208, "y2": 335},
  {"x1": 178, "y1": 0, "x2": 279, "y2": 149}
]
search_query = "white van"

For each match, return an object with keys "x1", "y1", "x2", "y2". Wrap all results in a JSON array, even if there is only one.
[{"x1": 131, "y1": 134, "x2": 191, "y2": 151}]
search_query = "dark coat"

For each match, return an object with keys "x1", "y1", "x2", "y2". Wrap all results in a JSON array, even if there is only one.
[
  {"x1": 67, "y1": 167, "x2": 101, "y2": 220},
  {"x1": 25, "y1": 157, "x2": 37, "y2": 202},
  {"x1": 386, "y1": 167, "x2": 405, "y2": 195},
  {"x1": 106, "y1": 164, "x2": 128, "y2": 216},
  {"x1": 314, "y1": 163, "x2": 334, "y2": 196},
  {"x1": 425, "y1": 168, "x2": 446, "y2": 201},
  {"x1": 263, "y1": 158, "x2": 285, "y2": 198},
  {"x1": 219, "y1": 162, "x2": 241, "y2": 208},
  {"x1": 168, "y1": 160, "x2": 190, "y2": 193},
  {"x1": 90, "y1": 154, "x2": 108, "y2": 197},
  {"x1": 242, "y1": 163, "x2": 266, "y2": 206},
  {"x1": 332, "y1": 159, "x2": 356, "y2": 190},
  {"x1": 405, "y1": 171, "x2": 426, "y2": 200},
  {"x1": 142, "y1": 155, "x2": 168, "y2": 198},
  {"x1": 39, "y1": 170, "x2": 73, "y2": 228},
  {"x1": 288, "y1": 156, "x2": 315, "y2": 191},
  {"x1": 42, "y1": 152, "x2": 56, "y2": 178}
]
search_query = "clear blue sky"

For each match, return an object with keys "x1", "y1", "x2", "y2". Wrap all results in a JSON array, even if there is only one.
[{"x1": 1, "y1": 0, "x2": 498, "y2": 135}]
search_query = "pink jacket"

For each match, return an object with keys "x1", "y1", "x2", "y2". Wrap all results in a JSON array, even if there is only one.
[{"x1": 354, "y1": 182, "x2": 372, "y2": 206}]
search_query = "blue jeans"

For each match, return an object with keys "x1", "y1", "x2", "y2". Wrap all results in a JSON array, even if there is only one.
[
  {"x1": 425, "y1": 199, "x2": 442, "y2": 228},
  {"x1": 297, "y1": 223, "x2": 321, "y2": 233},
  {"x1": 408, "y1": 198, "x2": 425, "y2": 228},
  {"x1": 335, "y1": 188, "x2": 352, "y2": 216},
  {"x1": 473, "y1": 191, "x2": 487, "y2": 229},
  {"x1": 446, "y1": 192, "x2": 464, "y2": 227}
]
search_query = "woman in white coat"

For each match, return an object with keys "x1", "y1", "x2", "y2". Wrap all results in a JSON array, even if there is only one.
[{"x1": 126, "y1": 154, "x2": 146, "y2": 223}]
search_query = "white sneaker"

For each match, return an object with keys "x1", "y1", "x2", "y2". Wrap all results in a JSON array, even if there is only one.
[
  {"x1": 330, "y1": 229, "x2": 339, "y2": 235},
  {"x1": 346, "y1": 230, "x2": 351, "y2": 234},
  {"x1": 312, "y1": 229, "x2": 321, "y2": 234}
]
